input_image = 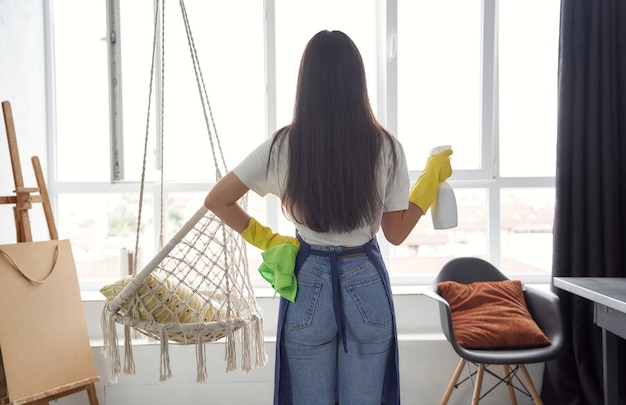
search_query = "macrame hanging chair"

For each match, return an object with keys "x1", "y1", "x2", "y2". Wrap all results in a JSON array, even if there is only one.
[{"x1": 101, "y1": 0, "x2": 267, "y2": 383}]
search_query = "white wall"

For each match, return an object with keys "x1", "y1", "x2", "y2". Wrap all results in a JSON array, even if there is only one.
[
  {"x1": 76, "y1": 292, "x2": 542, "y2": 405},
  {"x1": 6, "y1": 290, "x2": 543, "y2": 405},
  {"x1": 0, "y1": 0, "x2": 50, "y2": 243},
  {"x1": 70, "y1": 292, "x2": 543, "y2": 405},
  {"x1": 0, "y1": 2, "x2": 543, "y2": 404}
]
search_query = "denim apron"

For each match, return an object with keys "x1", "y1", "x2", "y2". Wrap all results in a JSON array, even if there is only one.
[{"x1": 273, "y1": 235, "x2": 400, "y2": 405}]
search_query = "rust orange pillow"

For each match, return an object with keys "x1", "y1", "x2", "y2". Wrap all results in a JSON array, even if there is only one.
[{"x1": 438, "y1": 280, "x2": 551, "y2": 349}]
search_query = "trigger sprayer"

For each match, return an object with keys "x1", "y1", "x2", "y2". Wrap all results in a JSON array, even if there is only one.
[{"x1": 430, "y1": 145, "x2": 458, "y2": 230}]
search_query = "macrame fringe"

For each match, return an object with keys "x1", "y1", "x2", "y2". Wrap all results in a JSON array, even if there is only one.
[
  {"x1": 103, "y1": 315, "x2": 268, "y2": 383},
  {"x1": 101, "y1": 303, "x2": 139, "y2": 383},
  {"x1": 124, "y1": 324, "x2": 136, "y2": 375},
  {"x1": 159, "y1": 328, "x2": 173, "y2": 381},
  {"x1": 253, "y1": 315, "x2": 268, "y2": 368},
  {"x1": 236, "y1": 314, "x2": 268, "y2": 373},
  {"x1": 101, "y1": 303, "x2": 121, "y2": 383},
  {"x1": 241, "y1": 322, "x2": 252, "y2": 373},
  {"x1": 225, "y1": 327, "x2": 237, "y2": 372},
  {"x1": 195, "y1": 336, "x2": 208, "y2": 382}
]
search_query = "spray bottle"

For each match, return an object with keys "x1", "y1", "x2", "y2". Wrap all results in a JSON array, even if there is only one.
[{"x1": 430, "y1": 145, "x2": 458, "y2": 229}]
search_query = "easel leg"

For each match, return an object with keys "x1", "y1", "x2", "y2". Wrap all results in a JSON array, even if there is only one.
[
  {"x1": 86, "y1": 383, "x2": 99, "y2": 405},
  {"x1": 31, "y1": 156, "x2": 58, "y2": 240},
  {"x1": 0, "y1": 350, "x2": 6, "y2": 402}
]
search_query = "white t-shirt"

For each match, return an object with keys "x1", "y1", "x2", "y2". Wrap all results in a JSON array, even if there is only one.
[{"x1": 232, "y1": 132, "x2": 410, "y2": 246}]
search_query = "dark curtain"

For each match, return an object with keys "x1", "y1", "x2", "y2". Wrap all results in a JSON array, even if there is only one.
[{"x1": 541, "y1": 1, "x2": 626, "y2": 404}]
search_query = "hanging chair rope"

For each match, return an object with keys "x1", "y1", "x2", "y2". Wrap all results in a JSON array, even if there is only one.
[
  {"x1": 133, "y1": 0, "x2": 165, "y2": 267},
  {"x1": 101, "y1": 0, "x2": 266, "y2": 383},
  {"x1": 178, "y1": 0, "x2": 229, "y2": 180}
]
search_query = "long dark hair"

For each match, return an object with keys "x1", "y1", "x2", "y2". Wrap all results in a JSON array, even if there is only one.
[{"x1": 270, "y1": 30, "x2": 398, "y2": 233}]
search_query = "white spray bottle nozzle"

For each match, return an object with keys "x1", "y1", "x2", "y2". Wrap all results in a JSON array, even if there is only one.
[{"x1": 430, "y1": 145, "x2": 452, "y2": 155}]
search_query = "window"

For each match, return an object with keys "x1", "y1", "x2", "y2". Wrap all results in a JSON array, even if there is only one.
[
  {"x1": 275, "y1": 0, "x2": 378, "y2": 124},
  {"x1": 49, "y1": 0, "x2": 559, "y2": 289},
  {"x1": 393, "y1": 0, "x2": 559, "y2": 282},
  {"x1": 54, "y1": 0, "x2": 110, "y2": 182},
  {"x1": 397, "y1": 0, "x2": 482, "y2": 172},
  {"x1": 114, "y1": 1, "x2": 266, "y2": 182},
  {"x1": 51, "y1": 0, "x2": 266, "y2": 288}
]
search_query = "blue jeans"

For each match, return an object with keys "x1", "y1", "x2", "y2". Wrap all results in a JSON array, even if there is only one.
[{"x1": 281, "y1": 246, "x2": 395, "y2": 405}]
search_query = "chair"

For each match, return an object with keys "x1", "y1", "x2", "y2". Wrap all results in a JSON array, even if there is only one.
[{"x1": 422, "y1": 257, "x2": 564, "y2": 405}]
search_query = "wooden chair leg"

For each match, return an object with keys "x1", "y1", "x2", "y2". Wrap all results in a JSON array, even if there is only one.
[
  {"x1": 440, "y1": 358, "x2": 466, "y2": 405},
  {"x1": 471, "y1": 364, "x2": 485, "y2": 405},
  {"x1": 519, "y1": 364, "x2": 543, "y2": 405},
  {"x1": 502, "y1": 365, "x2": 518, "y2": 405}
]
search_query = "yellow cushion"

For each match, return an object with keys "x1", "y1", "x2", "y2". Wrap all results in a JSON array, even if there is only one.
[
  {"x1": 100, "y1": 274, "x2": 219, "y2": 324},
  {"x1": 438, "y1": 280, "x2": 551, "y2": 349}
]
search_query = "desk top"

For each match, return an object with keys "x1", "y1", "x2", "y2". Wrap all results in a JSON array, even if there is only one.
[{"x1": 554, "y1": 277, "x2": 626, "y2": 313}]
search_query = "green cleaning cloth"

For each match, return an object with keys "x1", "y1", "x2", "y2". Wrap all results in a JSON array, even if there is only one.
[{"x1": 258, "y1": 243, "x2": 299, "y2": 302}]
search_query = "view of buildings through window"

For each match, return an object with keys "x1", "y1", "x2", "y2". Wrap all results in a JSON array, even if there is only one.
[{"x1": 50, "y1": 0, "x2": 559, "y2": 289}]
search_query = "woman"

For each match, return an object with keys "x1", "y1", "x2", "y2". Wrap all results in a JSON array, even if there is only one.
[{"x1": 205, "y1": 30, "x2": 452, "y2": 405}]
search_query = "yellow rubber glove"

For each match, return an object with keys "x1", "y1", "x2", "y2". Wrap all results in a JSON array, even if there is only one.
[
  {"x1": 241, "y1": 217, "x2": 300, "y2": 251},
  {"x1": 409, "y1": 147, "x2": 453, "y2": 214}
]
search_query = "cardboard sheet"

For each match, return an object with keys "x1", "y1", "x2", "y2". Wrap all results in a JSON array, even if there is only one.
[{"x1": 0, "y1": 240, "x2": 97, "y2": 402}]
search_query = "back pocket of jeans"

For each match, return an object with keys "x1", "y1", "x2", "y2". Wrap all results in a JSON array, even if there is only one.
[
  {"x1": 346, "y1": 275, "x2": 392, "y2": 328},
  {"x1": 286, "y1": 278, "x2": 322, "y2": 330}
]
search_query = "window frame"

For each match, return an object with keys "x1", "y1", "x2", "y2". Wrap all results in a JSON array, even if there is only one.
[{"x1": 45, "y1": 0, "x2": 556, "y2": 291}]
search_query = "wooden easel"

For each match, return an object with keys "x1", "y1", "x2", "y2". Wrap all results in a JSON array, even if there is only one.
[
  {"x1": 0, "y1": 101, "x2": 99, "y2": 405},
  {"x1": 0, "y1": 101, "x2": 57, "y2": 243}
]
